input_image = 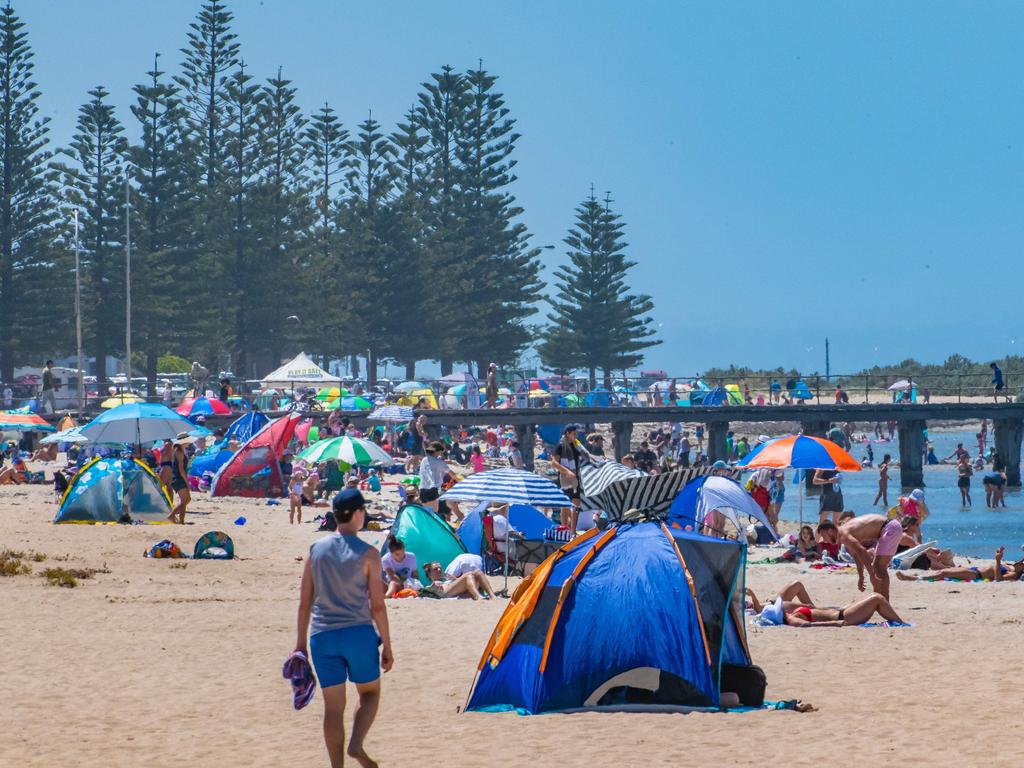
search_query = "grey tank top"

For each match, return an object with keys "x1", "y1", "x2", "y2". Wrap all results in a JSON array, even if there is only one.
[{"x1": 309, "y1": 533, "x2": 373, "y2": 635}]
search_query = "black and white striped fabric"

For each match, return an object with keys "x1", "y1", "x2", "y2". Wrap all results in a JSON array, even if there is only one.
[{"x1": 579, "y1": 461, "x2": 726, "y2": 520}]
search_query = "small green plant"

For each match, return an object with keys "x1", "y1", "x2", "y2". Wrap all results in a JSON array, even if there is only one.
[
  {"x1": 169, "y1": 561, "x2": 188, "y2": 569},
  {"x1": 41, "y1": 565, "x2": 109, "y2": 588},
  {"x1": 0, "y1": 549, "x2": 32, "y2": 577}
]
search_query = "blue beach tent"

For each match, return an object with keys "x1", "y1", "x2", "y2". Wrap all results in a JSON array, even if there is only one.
[
  {"x1": 224, "y1": 411, "x2": 269, "y2": 444},
  {"x1": 55, "y1": 457, "x2": 172, "y2": 524},
  {"x1": 457, "y1": 502, "x2": 555, "y2": 557},
  {"x1": 466, "y1": 521, "x2": 751, "y2": 713}
]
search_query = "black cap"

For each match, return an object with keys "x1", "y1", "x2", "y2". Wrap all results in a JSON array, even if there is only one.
[{"x1": 333, "y1": 488, "x2": 367, "y2": 515}]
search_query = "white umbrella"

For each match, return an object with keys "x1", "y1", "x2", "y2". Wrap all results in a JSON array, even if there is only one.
[
  {"x1": 40, "y1": 426, "x2": 89, "y2": 445},
  {"x1": 888, "y1": 379, "x2": 912, "y2": 391}
]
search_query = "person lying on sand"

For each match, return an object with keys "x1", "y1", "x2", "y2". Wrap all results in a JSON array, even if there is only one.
[
  {"x1": 746, "y1": 581, "x2": 905, "y2": 627},
  {"x1": 839, "y1": 513, "x2": 919, "y2": 600},
  {"x1": 896, "y1": 547, "x2": 1024, "y2": 582},
  {"x1": 422, "y1": 561, "x2": 495, "y2": 600}
]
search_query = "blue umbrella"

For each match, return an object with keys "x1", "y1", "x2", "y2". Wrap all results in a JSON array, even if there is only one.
[
  {"x1": 367, "y1": 405, "x2": 414, "y2": 421},
  {"x1": 440, "y1": 468, "x2": 571, "y2": 508},
  {"x1": 80, "y1": 403, "x2": 196, "y2": 446}
]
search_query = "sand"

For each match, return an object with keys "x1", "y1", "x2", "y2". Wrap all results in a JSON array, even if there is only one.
[{"x1": 2, "y1": 476, "x2": 1023, "y2": 768}]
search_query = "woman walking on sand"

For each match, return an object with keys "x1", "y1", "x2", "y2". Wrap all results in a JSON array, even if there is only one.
[
  {"x1": 873, "y1": 454, "x2": 891, "y2": 507},
  {"x1": 295, "y1": 489, "x2": 393, "y2": 768},
  {"x1": 169, "y1": 433, "x2": 192, "y2": 524}
]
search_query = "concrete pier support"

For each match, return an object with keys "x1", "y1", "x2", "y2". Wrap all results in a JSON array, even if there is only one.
[
  {"x1": 993, "y1": 418, "x2": 1023, "y2": 487},
  {"x1": 612, "y1": 421, "x2": 633, "y2": 461},
  {"x1": 707, "y1": 423, "x2": 729, "y2": 464},
  {"x1": 897, "y1": 419, "x2": 926, "y2": 489},
  {"x1": 514, "y1": 423, "x2": 536, "y2": 471}
]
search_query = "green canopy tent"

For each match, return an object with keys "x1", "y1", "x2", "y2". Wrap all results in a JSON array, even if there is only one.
[{"x1": 382, "y1": 504, "x2": 466, "y2": 583}]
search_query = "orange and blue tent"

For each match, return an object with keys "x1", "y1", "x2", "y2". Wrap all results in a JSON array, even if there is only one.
[{"x1": 465, "y1": 521, "x2": 752, "y2": 713}]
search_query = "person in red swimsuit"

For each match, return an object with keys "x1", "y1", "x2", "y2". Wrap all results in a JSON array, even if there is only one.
[{"x1": 746, "y1": 581, "x2": 905, "y2": 626}]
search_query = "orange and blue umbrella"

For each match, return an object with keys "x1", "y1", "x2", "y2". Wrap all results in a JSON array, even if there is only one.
[
  {"x1": 0, "y1": 411, "x2": 55, "y2": 432},
  {"x1": 737, "y1": 434, "x2": 860, "y2": 471}
]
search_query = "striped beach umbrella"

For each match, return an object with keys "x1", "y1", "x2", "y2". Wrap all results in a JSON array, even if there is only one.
[
  {"x1": 440, "y1": 468, "x2": 571, "y2": 508},
  {"x1": 296, "y1": 435, "x2": 393, "y2": 467},
  {"x1": 578, "y1": 462, "x2": 717, "y2": 521},
  {"x1": 0, "y1": 411, "x2": 55, "y2": 432},
  {"x1": 737, "y1": 434, "x2": 861, "y2": 471},
  {"x1": 367, "y1": 405, "x2": 414, "y2": 421}
]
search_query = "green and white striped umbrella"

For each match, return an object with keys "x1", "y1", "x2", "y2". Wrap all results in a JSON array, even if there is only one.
[{"x1": 296, "y1": 435, "x2": 393, "y2": 467}]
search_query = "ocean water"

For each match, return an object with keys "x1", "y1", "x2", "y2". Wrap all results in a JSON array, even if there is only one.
[{"x1": 773, "y1": 427, "x2": 1022, "y2": 558}]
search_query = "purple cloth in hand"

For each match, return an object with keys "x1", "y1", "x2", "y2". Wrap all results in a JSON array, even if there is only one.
[{"x1": 282, "y1": 651, "x2": 316, "y2": 710}]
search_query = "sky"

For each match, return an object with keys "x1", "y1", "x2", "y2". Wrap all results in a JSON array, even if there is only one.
[{"x1": 18, "y1": 0, "x2": 1024, "y2": 376}]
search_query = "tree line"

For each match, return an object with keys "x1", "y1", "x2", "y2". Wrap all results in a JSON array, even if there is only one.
[{"x1": 0, "y1": 1, "x2": 658, "y2": 390}]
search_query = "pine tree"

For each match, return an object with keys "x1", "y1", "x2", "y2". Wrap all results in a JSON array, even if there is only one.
[
  {"x1": 302, "y1": 103, "x2": 349, "y2": 364},
  {"x1": 456, "y1": 65, "x2": 542, "y2": 372},
  {"x1": 127, "y1": 53, "x2": 207, "y2": 392},
  {"x1": 414, "y1": 66, "x2": 469, "y2": 375},
  {"x1": 338, "y1": 114, "x2": 399, "y2": 385},
  {"x1": 387, "y1": 107, "x2": 433, "y2": 379},
  {"x1": 221, "y1": 61, "x2": 265, "y2": 376},
  {"x1": 595, "y1": 192, "x2": 658, "y2": 381},
  {"x1": 174, "y1": 0, "x2": 238, "y2": 188},
  {"x1": 540, "y1": 189, "x2": 658, "y2": 387},
  {"x1": 255, "y1": 67, "x2": 309, "y2": 365},
  {"x1": 59, "y1": 86, "x2": 128, "y2": 384},
  {"x1": 0, "y1": 3, "x2": 62, "y2": 380}
]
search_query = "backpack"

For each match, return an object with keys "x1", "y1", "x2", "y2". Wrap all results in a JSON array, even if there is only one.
[{"x1": 193, "y1": 531, "x2": 234, "y2": 559}]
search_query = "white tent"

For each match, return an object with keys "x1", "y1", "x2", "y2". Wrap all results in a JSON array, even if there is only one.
[{"x1": 260, "y1": 352, "x2": 341, "y2": 389}]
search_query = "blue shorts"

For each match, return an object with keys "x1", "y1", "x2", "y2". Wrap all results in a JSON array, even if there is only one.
[{"x1": 309, "y1": 625, "x2": 380, "y2": 688}]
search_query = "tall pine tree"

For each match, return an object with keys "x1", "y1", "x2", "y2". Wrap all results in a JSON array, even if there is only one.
[
  {"x1": 0, "y1": 3, "x2": 62, "y2": 380},
  {"x1": 338, "y1": 114, "x2": 400, "y2": 385},
  {"x1": 414, "y1": 66, "x2": 468, "y2": 375},
  {"x1": 60, "y1": 86, "x2": 127, "y2": 383},
  {"x1": 222, "y1": 60, "x2": 265, "y2": 376},
  {"x1": 127, "y1": 53, "x2": 208, "y2": 391},
  {"x1": 540, "y1": 189, "x2": 658, "y2": 387},
  {"x1": 255, "y1": 67, "x2": 309, "y2": 365},
  {"x1": 456, "y1": 65, "x2": 542, "y2": 373}
]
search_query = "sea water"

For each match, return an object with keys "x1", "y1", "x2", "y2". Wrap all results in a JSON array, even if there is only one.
[{"x1": 774, "y1": 427, "x2": 1022, "y2": 558}]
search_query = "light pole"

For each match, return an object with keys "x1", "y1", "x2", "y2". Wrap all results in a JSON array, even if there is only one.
[
  {"x1": 125, "y1": 169, "x2": 132, "y2": 388},
  {"x1": 73, "y1": 209, "x2": 84, "y2": 414}
]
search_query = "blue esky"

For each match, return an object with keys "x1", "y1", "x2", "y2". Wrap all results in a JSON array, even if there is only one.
[{"x1": 20, "y1": 1, "x2": 1024, "y2": 375}]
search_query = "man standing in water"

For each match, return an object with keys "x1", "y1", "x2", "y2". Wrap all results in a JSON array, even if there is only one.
[{"x1": 295, "y1": 489, "x2": 393, "y2": 768}]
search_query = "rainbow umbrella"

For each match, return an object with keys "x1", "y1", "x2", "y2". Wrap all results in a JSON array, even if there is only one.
[
  {"x1": 315, "y1": 386, "x2": 349, "y2": 401},
  {"x1": 0, "y1": 411, "x2": 55, "y2": 431},
  {"x1": 738, "y1": 434, "x2": 860, "y2": 525}
]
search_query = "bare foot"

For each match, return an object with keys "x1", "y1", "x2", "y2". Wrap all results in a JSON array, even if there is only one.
[
  {"x1": 895, "y1": 571, "x2": 915, "y2": 581},
  {"x1": 347, "y1": 746, "x2": 378, "y2": 768}
]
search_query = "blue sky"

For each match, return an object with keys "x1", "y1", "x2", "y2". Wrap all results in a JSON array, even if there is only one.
[{"x1": 20, "y1": 1, "x2": 1024, "y2": 375}]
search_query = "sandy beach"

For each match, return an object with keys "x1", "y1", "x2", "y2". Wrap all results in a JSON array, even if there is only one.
[{"x1": 2, "y1": 475, "x2": 1023, "y2": 768}]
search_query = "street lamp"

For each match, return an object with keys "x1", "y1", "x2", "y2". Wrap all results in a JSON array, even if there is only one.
[{"x1": 125, "y1": 168, "x2": 132, "y2": 388}]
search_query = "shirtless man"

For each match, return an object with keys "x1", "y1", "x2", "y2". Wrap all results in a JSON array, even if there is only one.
[{"x1": 839, "y1": 513, "x2": 919, "y2": 600}]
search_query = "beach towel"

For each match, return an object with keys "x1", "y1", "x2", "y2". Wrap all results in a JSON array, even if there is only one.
[
  {"x1": 193, "y1": 531, "x2": 234, "y2": 559},
  {"x1": 282, "y1": 651, "x2": 316, "y2": 710},
  {"x1": 144, "y1": 539, "x2": 186, "y2": 558}
]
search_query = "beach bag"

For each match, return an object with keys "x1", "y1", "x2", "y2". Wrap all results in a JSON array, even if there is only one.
[
  {"x1": 720, "y1": 664, "x2": 767, "y2": 707},
  {"x1": 145, "y1": 539, "x2": 186, "y2": 559},
  {"x1": 193, "y1": 531, "x2": 234, "y2": 559}
]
